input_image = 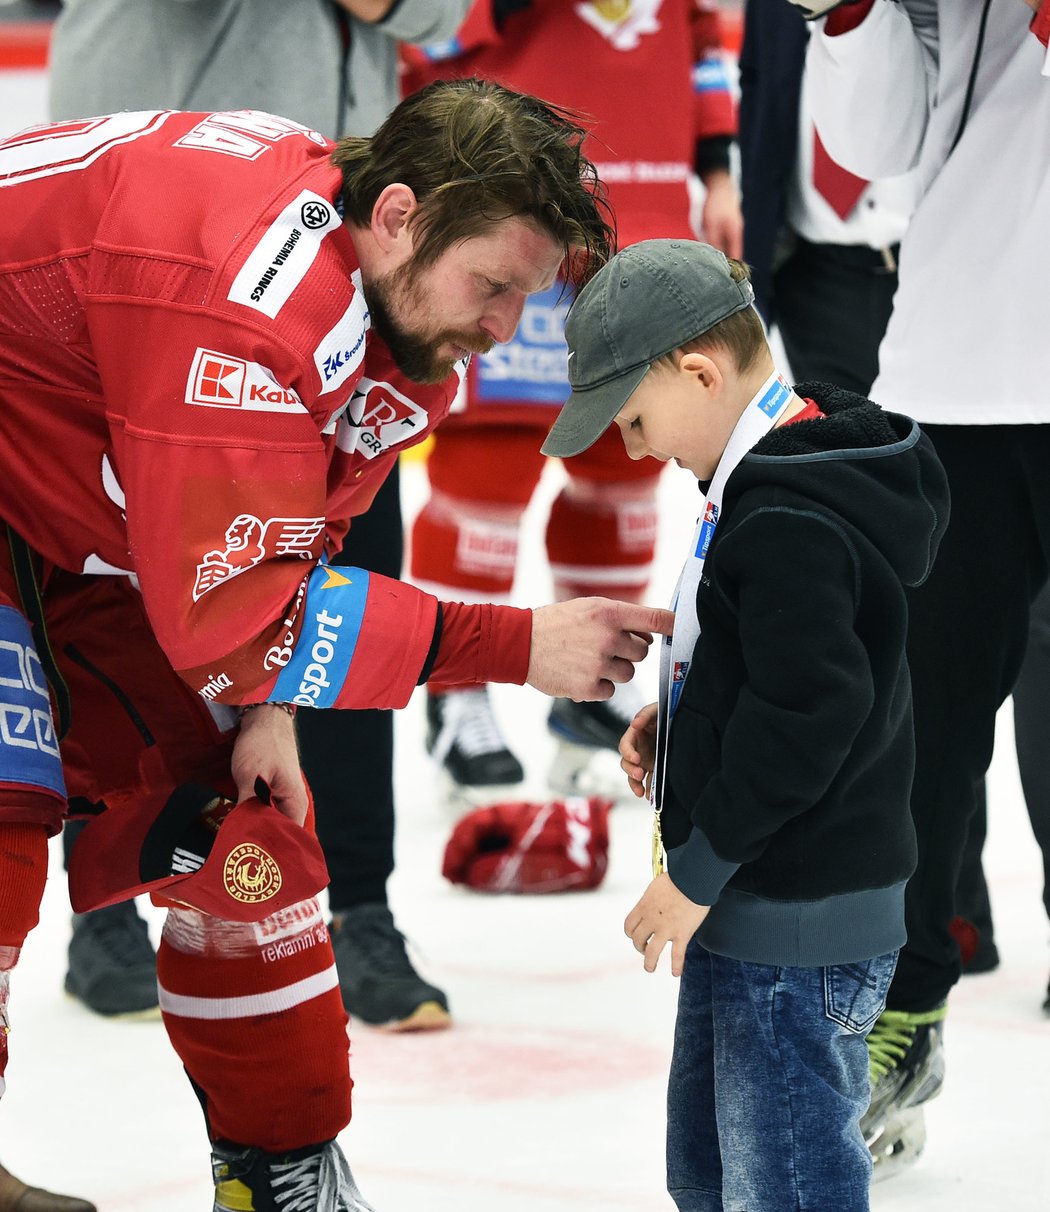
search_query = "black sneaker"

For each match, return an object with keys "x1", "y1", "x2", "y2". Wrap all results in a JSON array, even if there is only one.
[
  {"x1": 330, "y1": 904, "x2": 450, "y2": 1032},
  {"x1": 426, "y1": 688, "x2": 524, "y2": 798},
  {"x1": 1043, "y1": 974, "x2": 1050, "y2": 1016},
  {"x1": 0, "y1": 1161, "x2": 96, "y2": 1212},
  {"x1": 64, "y1": 902, "x2": 159, "y2": 1019},
  {"x1": 862, "y1": 1004, "x2": 947, "y2": 1178},
  {"x1": 212, "y1": 1138, "x2": 375, "y2": 1211}
]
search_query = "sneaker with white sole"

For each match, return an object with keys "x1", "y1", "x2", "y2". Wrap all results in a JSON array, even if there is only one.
[
  {"x1": 331, "y1": 903, "x2": 450, "y2": 1032},
  {"x1": 64, "y1": 902, "x2": 159, "y2": 1019},
  {"x1": 0, "y1": 1162, "x2": 96, "y2": 1212}
]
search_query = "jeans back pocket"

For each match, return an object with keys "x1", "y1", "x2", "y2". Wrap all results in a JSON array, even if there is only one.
[{"x1": 823, "y1": 951, "x2": 899, "y2": 1034}]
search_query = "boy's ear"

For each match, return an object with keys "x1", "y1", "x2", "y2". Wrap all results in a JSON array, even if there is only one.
[{"x1": 680, "y1": 351, "x2": 723, "y2": 392}]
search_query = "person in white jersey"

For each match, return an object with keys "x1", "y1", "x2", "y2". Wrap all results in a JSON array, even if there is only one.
[{"x1": 797, "y1": 0, "x2": 1050, "y2": 1173}]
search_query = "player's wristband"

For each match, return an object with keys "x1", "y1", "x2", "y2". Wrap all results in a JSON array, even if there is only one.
[{"x1": 239, "y1": 701, "x2": 298, "y2": 719}]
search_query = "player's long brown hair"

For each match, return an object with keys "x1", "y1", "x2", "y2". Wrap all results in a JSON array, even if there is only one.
[{"x1": 332, "y1": 77, "x2": 615, "y2": 289}]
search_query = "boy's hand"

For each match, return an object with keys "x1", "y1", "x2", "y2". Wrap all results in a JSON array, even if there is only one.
[
  {"x1": 619, "y1": 701, "x2": 659, "y2": 798},
  {"x1": 624, "y1": 873, "x2": 709, "y2": 976}
]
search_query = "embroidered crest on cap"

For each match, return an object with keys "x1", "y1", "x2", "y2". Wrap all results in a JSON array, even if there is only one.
[{"x1": 223, "y1": 842, "x2": 283, "y2": 904}]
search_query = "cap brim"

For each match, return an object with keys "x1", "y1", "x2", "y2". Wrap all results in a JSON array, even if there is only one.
[
  {"x1": 541, "y1": 362, "x2": 650, "y2": 458},
  {"x1": 69, "y1": 786, "x2": 329, "y2": 922}
]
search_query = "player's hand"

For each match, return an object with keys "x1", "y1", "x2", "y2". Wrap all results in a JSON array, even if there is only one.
[
  {"x1": 699, "y1": 169, "x2": 743, "y2": 261},
  {"x1": 232, "y1": 704, "x2": 308, "y2": 825},
  {"x1": 619, "y1": 702, "x2": 659, "y2": 798},
  {"x1": 624, "y1": 873, "x2": 709, "y2": 976},
  {"x1": 527, "y1": 598, "x2": 675, "y2": 701}
]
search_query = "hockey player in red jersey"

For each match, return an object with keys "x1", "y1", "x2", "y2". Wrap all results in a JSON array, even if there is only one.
[
  {"x1": 0, "y1": 82, "x2": 674, "y2": 1210},
  {"x1": 403, "y1": 0, "x2": 742, "y2": 804}
]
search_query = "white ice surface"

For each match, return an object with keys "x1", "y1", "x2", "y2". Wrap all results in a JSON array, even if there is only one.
[
  {"x1": 2, "y1": 459, "x2": 1049, "y2": 1211},
  {"x1": 1, "y1": 64, "x2": 1048, "y2": 1212}
]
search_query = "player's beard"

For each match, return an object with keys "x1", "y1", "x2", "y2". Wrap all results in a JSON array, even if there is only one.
[{"x1": 365, "y1": 260, "x2": 493, "y2": 384}]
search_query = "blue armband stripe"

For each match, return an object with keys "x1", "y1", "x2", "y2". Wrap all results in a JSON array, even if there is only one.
[
  {"x1": 692, "y1": 58, "x2": 731, "y2": 94},
  {"x1": 272, "y1": 565, "x2": 370, "y2": 709}
]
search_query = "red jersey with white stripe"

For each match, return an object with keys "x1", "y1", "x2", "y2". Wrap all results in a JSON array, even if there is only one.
[
  {"x1": 402, "y1": 0, "x2": 737, "y2": 424},
  {"x1": 0, "y1": 109, "x2": 459, "y2": 710}
]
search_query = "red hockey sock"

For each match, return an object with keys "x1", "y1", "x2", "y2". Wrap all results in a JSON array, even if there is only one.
[
  {"x1": 157, "y1": 898, "x2": 351, "y2": 1151},
  {"x1": 410, "y1": 424, "x2": 545, "y2": 597},
  {"x1": 0, "y1": 822, "x2": 49, "y2": 1089},
  {"x1": 0, "y1": 822, "x2": 49, "y2": 949},
  {"x1": 411, "y1": 491, "x2": 524, "y2": 598},
  {"x1": 546, "y1": 479, "x2": 659, "y2": 601}
]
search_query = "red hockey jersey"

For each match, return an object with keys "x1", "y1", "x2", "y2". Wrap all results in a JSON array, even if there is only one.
[
  {"x1": 402, "y1": 0, "x2": 737, "y2": 425},
  {"x1": 0, "y1": 109, "x2": 464, "y2": 711}
]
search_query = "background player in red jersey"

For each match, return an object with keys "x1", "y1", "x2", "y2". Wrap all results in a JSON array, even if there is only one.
[
  {"x1": 0, "y1": 81, "x2": 672, "y2": 1210},
  {"x1": 402, "y1": 0, "x2": 742, "y2": 806}
]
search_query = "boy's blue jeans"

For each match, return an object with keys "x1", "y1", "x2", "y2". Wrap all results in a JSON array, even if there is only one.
[{"x1": 667, "y1": 939, "x2": 898, "y2": 1212}]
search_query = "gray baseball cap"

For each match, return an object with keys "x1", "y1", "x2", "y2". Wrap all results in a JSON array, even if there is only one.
[{"x1": 541, "y1": 240, "x2": 755, "y2": 458}]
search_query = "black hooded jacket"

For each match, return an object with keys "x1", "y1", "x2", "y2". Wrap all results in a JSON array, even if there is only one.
[{"x1": 663, "y1": 383, "x2": 950, "y2": 967}]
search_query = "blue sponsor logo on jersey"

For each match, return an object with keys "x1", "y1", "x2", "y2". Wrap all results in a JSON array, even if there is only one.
[
  {"x1": 692, "y1": 54, "x2": 731, "y2": 94},
  {"x1": 421, "y1": 36, "x2": 463, "y2": 62},
  {"x1": 272, "y1": 566, "x2": 370, "y2": 709},
  {"x1": 0, "y1": 607, "x2": 65, "y2": 796},
  {"x1": 475, "y1": 282, "x2": 572, "y2": 405}
]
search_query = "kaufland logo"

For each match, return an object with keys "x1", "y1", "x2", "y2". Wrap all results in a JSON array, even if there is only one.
[{"x1": 185, "y1": 349, "x2": 307, "y2": 414}]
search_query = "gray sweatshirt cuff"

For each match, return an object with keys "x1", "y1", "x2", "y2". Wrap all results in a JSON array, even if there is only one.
[
  {"x1": 379, "y1": 0, "x2": 468, "y2": 42},
  {"x1": 665, "y1": 827, "x2": 740, "y2": 906}
]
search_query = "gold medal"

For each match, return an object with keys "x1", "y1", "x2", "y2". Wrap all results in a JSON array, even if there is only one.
[{"x1": 651, "y1": 808, "x2": 665, "y2": 878}]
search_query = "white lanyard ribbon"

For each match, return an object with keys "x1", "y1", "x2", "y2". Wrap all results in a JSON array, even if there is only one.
[{"x1": 650, "y1": 370, "x2": 794, "y2": 876}]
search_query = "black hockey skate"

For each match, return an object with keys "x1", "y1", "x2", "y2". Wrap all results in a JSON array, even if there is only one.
[
  {"x1": 212, "y1": 1139, "x2": 376, "y2": 1212},
  {"x1": 426, "y1": 688, "x2": 524, "y2": 809},
  {"x1": 862, "y1": 1004, "x2": 947, "y2": 1181}
]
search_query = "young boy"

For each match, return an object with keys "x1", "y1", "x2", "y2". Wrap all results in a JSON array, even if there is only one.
[{"x1": 542, "y1": 239, "x2": 950, "y2": 1211}]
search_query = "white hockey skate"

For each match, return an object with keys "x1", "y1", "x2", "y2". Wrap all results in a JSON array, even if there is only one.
[{"x1": 547, "y1": 681, "x2": 644, "y2": 801}]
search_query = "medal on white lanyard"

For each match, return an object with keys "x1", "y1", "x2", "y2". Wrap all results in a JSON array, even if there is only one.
[{"x1": 650, "y1": 370, "x2": 793, "y2": 877}]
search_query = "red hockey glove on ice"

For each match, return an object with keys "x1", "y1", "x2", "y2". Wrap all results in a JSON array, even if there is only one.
[{"x1": 442, "y1": 796, "x2": 611, "y2": 893}]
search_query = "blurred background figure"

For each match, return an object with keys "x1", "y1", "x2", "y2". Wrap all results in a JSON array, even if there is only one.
[
  {"x1": 801, "y1": 0, "x2": 1050, "y2": 1177},
  {"x1": 403, "y1": 0, "x2": 742, "y2": 809},
  {"x1": 737, "y1": 0, "x2": 915, "y2": 393}
]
